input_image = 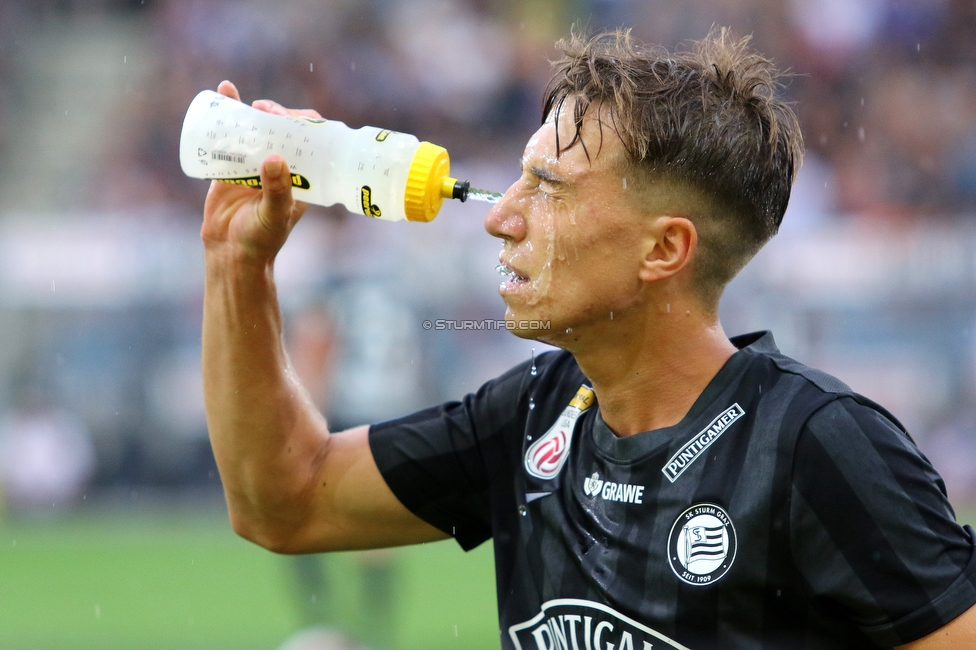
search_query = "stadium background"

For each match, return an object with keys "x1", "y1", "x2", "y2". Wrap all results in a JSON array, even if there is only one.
[{"x1": 0, "y1": 0, "x2": 974, "y2": 648}]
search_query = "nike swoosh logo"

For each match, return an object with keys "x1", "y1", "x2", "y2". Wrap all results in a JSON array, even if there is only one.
[{"x1": 526, "y1": 492, "x2": 553, "y2": 503}]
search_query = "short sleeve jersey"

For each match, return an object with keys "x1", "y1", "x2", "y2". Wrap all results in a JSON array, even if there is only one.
[{"x1": 369, "y1": 332, "x2": 976, "y2": 649}]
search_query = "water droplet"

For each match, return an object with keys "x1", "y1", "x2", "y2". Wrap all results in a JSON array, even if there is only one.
[
  {"x1": 565, "y1": 327, "x2": 573, "y2": 334},
  {"x1": 530, "y1": 347, "x2": 537, "y2": 375},
  {"x1": 518, "y1": 505, "x2": 528, "y2": 516},
  {"x1": 666, "y1": 303, "x2": 671, "y2": 313},
  {"x1": 310, "y1": 63, "x2": 314, "y2": 72},
  {"x1": 858, "y1": 127, "x2": 865, "y2": 142},
  {"x1": 622, "y1": 177, "x2": 627, "y2": 189},
  {"x1": 528, "y1": 398, "x2": 536, "y2": 410},
  {"x1": 610, "y1": 311, "x2": 613, "y2": 320},
  {"x1": 527, "y1": 435, "x2": 533, "y2": 441}
]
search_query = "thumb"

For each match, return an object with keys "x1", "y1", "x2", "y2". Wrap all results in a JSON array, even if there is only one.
[{"x1": 256, "y1": 155, "x2": 296, "y2": 235}]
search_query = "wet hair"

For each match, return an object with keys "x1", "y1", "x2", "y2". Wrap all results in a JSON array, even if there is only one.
[{"x1": 543, "y1": 28, "x2": 804, "y2": 306}]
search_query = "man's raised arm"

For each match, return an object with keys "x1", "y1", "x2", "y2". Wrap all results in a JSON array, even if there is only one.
[{"x1": 200, "y1": 81, "x2": 448, "y2": 554}]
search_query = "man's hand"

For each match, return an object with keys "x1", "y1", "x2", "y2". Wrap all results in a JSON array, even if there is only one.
[{"x1": 201, "y1": 80, "x2": 321, "y2": 262}]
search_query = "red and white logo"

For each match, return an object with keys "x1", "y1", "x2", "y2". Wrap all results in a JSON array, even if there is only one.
[
  {"x1": 526, "y1": 427, "x2": 570, "y2": 479},
  {"x1": 524, "y1": 385, "x2": 594, "y2": 480}
]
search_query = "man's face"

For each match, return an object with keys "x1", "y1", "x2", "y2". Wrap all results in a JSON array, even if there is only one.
[{"x1": 485, "y1": 100, "x2": 651, "y2": 344}]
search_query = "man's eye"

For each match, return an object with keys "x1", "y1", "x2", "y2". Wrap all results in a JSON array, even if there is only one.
[{"x1": 539, "y1": 182, "x2": 561, "y2": 199}]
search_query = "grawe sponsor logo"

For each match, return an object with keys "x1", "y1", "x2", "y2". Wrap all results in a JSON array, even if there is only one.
[
  {"x1": 525, "y1": 386, "x2": 594, "y2": 480},
  {"x1": 661, "y1": 404, "x2": 745, "y2": 483},
  {"x1": 583, "y1": 472, "x2": 645, "y2": 504},
  {"x1": 508, "y1": 599, "x2": 690, "y2": 650}
]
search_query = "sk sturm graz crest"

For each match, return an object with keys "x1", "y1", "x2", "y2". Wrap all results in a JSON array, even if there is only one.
[
  {"x1": 668, "y1": 503, "x2": 737, "y2": 586},
  {"x1": 524, "y1": 386, "x2": 594, "y2": 480}
]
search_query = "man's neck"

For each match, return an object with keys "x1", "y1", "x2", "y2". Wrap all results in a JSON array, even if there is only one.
[{"x1": 568, "y1": 300, "x2": 737, "y2": 437}]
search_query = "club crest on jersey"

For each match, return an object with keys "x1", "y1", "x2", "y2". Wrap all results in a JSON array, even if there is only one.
[
  {"x1": 524, "y1": 385, "x2": 594, "y2": 480},
  {"x1": 668, "y1": 503, "x2": 737, "y2": 586}
]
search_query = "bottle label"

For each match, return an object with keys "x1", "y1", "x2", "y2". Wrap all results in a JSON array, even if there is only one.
[
  {"x1": 219, "y1": 173, "x2": 311, "y2": 190},
  {"x1": 360, "y1": 186, "x2": 382, "y2": 217}
]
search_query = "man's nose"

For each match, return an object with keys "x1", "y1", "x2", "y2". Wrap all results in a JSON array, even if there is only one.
[{"x1": 484, "y1": 184, "x2": 527, "y2": 242}]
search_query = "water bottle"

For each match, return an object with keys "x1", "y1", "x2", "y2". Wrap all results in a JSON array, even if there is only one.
[{"x1": 179, "y1": 90, "x2": 469, "y2": 222}]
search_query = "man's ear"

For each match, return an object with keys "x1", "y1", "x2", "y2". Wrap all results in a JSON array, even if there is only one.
[{"x1": 638, "y1": 216, "x2": 697, "y2": 283}]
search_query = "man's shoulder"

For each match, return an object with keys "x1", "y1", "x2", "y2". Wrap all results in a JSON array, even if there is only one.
[{"x1": 734, "y1": 330, "x2": 908, "y2": 435}]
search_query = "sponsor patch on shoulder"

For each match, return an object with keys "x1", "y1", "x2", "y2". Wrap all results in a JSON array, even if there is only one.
[
  {"x1": 508, "y1": 598, "x2": 690, "y2": 650},
  {"x1": 524, "y1": 385, "x2": 594, "y2": 480},
  {"x1": 661, "y1": 403, "x2": 744, "y2": 483}
]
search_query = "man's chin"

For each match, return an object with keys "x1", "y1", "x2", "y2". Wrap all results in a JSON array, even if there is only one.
[{"x1": 503, "y1": 311, "x2": 558, "y2": 343}]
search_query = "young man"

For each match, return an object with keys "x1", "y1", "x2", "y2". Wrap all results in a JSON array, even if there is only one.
[{"x1": 200, "y1": 30, "x2": 976, "y2": 649}]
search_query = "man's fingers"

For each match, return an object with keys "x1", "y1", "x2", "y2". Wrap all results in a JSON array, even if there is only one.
[
  {"x1": 217, "y1": 80, "x2": 241, "y2": 102},
  {"x1": 252, "y1": 99, "x2": 322, "y2": 121},
  {"x1": 253, "y1": 99, "x2": 289, "y2": 116},
  {"x1": 257, "y1": 156, "x2": 295, "y2": 233}
]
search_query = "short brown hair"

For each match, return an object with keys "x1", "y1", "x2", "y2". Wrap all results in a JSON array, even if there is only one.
[{"x1": 543, "y1": 28, "x2": 803, "y2": 305}]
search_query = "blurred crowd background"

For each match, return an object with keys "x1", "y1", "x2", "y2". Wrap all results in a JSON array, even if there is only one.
[
  {"x1": 0, "y1": 0, "x2": 976, "y2": 646},
  {"x1": 2, "y1": 0, "x2": 976, "y2": 513}
]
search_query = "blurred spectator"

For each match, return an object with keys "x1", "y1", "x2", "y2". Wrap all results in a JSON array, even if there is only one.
[{"x1": 0, "y1": 369, "x2": 96, "y2": 515}]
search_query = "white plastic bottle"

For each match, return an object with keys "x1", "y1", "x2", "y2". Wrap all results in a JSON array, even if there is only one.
[{"x1": 179, "y1": 90, "x2": 468, "y2": 222}]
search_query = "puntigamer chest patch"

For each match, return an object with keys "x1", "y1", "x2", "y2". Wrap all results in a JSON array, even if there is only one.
[{"x1": 662, "y1": 403, "x2": 745, "y2": 483}]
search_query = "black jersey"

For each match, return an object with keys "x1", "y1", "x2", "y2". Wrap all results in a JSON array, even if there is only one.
[{"x1": 369, "y1": 332, "x2": 976, "y2": 649}]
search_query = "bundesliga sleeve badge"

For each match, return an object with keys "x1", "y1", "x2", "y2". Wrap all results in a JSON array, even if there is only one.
[
  {"x1": 668, "y1": 503, "x2": 737, "y2": 586},
  {"x1": 524, "y1": 385, "x2": 594, "y2": 480}
]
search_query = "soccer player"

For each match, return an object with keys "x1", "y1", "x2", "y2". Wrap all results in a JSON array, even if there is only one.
[{"x1": 200, "y1": 29, "x2": 976, "y2": 649}]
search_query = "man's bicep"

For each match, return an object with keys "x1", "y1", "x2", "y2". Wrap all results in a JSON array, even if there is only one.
[
  {"x1": 896, "y1": 602, "x2": 976, "y2": 649},
  {"x1": 293, "y1": 425, "x2": 450, "y2": 553}
]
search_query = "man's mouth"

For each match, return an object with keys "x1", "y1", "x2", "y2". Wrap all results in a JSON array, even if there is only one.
[{"x1": 496, "y1": 264, "x2": 529, "y2": 288}]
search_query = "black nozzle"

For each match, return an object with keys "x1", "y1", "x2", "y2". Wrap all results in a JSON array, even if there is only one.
[{"x1": 453, "y1": 180, "x2": 470, "y2": 202}]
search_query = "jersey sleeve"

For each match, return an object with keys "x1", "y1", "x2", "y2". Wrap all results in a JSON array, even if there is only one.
[
  {"x1": 368, "y1": 359, "x2": 532, "y2": 551},
  {"x1": 790, "y1": 396, "x2": 976, "y2": 647}
]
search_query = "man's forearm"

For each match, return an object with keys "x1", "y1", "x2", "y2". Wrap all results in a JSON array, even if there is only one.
[{"x1": 202, "y1": 250, "x2": 329, "y2": 544}]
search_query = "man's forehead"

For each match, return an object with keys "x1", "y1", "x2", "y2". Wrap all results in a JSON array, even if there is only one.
[{"x1": 523, "y1": 102, "x2": 624, "y2": 171}]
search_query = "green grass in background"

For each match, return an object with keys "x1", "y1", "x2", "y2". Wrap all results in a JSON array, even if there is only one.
[
  {"x1": 0, "y1": 508, "x2": 497, "y2": 650},
  {"x1": 5, "y1": 505, "x2": 973, "y2": 649}
]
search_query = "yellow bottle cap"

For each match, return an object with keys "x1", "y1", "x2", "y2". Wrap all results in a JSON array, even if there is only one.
[{"x1": 404, "y1": 141, "x2": 457, "y2": 222}]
